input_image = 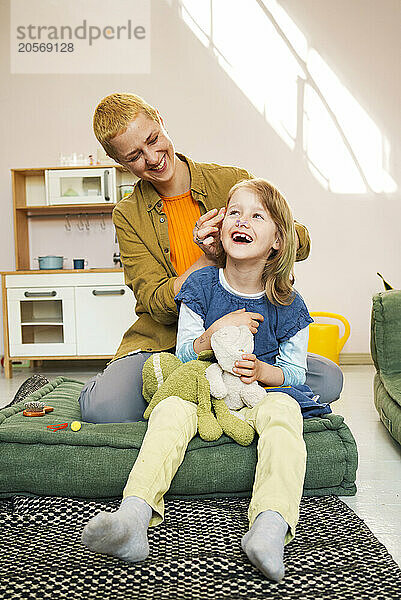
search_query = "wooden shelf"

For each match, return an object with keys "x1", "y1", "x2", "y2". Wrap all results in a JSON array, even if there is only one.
[
  {"x1": 11, "y1": 166, "x2": 135, "y2": 270},
  {"x1": 1, "y1": 268, "x2": 123, "y2": 275},
  {"x1": 17, "y1": 204, "x2": 116, "y2": 214},
  {"x1": 7, "y1": 354, "x2": 113, "y2": 361},
  {"x1": 12, "y1": 164, "x2": 125, "y2": 173},
  {"x1": 21, "y1": 319, "x2": 63, "y2": 326}
]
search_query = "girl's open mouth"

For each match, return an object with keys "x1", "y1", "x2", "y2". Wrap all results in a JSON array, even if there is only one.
[{"x1": 231, "y1": 232, "x2": 253, "y2": 244}]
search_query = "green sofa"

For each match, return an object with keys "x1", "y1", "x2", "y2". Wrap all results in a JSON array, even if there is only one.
[
  {"x1": 0, "y1": 377, "x2": 358, "y2": 500},
  {"x1": 371, "y1": 290, "x2": 401, "y2": 445}
]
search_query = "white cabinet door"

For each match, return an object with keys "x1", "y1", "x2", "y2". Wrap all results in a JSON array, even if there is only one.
[
  {"x1": 7, "y1": 287, "x2": 76, "y2": 357},
  {"x1": 75, "y1": 285, "x2": 137, "y2": 356}
]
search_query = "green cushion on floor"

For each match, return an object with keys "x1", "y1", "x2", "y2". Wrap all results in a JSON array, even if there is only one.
[
  {"x1": 373, "y1": 373, "x2": 401, "y2": 445},
  {"x1": 0, "y1": 377, "x2": 358, "y2": 499},
  {"x1": 371, "y1": 290, "x2": 401, "y2": 446}
]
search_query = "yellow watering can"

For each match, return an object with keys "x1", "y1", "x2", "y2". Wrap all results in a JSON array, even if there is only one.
[{"x1": 308, "y1": 312, "x2": 351, "y2": 365}]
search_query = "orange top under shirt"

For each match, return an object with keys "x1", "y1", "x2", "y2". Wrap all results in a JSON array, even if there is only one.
[{"x1": 160, "y1": 190, "x2": 204, "y2": 276}]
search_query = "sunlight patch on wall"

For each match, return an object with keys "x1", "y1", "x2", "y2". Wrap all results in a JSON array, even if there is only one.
[
  {"x1": 179, "y1": 0, "x2": 396, "y2": 194},
  {"x1": 303, "y1": 83, "x2": 367, "y2": 193},
  {"x1": 181, "y1": 0, "x2": 210, "y2": 48},
  {"x1": 306, "y1": 50, "x2": 396, "y2": 193},
  {"x1": 212, "y1": 0, "x2": 303, "y2": 150}
]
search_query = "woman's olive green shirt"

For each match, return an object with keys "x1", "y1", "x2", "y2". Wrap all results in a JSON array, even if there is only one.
[{"x1": 111, "y1": 153, "x2": 311, "y2": 361}]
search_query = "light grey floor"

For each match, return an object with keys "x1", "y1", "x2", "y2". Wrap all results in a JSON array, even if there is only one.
[{"x1": 1, "y1": 362, "x2": 400, "y2": 567}]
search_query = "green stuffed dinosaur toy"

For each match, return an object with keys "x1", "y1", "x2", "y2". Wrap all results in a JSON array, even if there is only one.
[{"x1": 142, "y1": 350, "x2": 255, "y2": 446}]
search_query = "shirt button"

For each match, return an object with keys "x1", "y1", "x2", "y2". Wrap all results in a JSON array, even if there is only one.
[
  {"x1": 164, "y1": 248, "x2": 169, "y2": 253},
  {"x1": 147, "y1": 203, "x2": 151, "y2": 208},
  {"x1": 160, "y1": 217, "x2": 165, "y2": 223},
  {"x1": 146, "y1": 348, "x2": 153, "y2": 352}
]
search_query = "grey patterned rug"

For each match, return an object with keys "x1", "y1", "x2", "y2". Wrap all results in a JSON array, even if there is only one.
[
  {"x1": 6, "y1": 374, "x2": 50, "y2": 408},
  {"x1": 0, "y1": 494, "x2": 400, "y2": 599}
]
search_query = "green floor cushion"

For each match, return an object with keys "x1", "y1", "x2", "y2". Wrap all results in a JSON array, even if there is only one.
[
  {"x1": 374, "y1": 373, "x2": 401, "y2": 445},
  {"x1": 0, "y1": 377, "x2": 358, "y2": 500},
  {"x1": 371, "y1": 290, "x2": 401, "y2": 446}
]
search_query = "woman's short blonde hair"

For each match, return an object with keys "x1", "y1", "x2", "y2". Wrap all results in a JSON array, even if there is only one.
[
  {"x1": 217, "y1": 178, "x2": 297, "y2": 306},
  {"x1": 93, "y1": 93, "x2": 160, "y2": 161}
]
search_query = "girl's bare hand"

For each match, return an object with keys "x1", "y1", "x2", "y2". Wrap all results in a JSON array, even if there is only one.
[
  {"x1": 233, "y1": 353, "x2": 262, "y2": 384},
  {"x1": 193, "y1": 207, "x2": 226, "y2": 259},
  {"x1": 212, "y1": 308, "x2": 264, "y2": 335}
]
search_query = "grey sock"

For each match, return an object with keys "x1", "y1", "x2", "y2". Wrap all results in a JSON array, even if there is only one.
[
  {"x1": 241, "y1": 510, "x2": 288, "y2": 582},
  {"x1": 81, "y1": 496, "x2": 152, "y2": 562}
]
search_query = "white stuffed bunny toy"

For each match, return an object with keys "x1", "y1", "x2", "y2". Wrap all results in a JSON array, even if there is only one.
[{"x1": 205, "y1": 325, "x2": 267, "y2": 410}]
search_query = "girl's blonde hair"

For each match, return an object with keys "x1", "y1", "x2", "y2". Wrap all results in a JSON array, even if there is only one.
[
  {"x1": 93, "y1": 93, "x2": 160, "y2": 161},
  {"x1": 217, "y1": 178, "x2": 297, "y2": 306}
]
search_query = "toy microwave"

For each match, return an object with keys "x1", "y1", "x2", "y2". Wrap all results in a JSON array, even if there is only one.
[{"x1": 45, "y1": 167, "x2": 118, "y2": 205}]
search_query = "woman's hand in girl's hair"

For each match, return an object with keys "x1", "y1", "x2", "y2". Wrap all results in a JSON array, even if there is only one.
[
  {"x1": 212, "y1": 308, "x2": 264, "y2": 335},
  {"x1": 193, "y1": 207, "x2": 226, "y2": 259},
  {"x1": 233, "y1": 354, "x2": 263, "y2": 384}
]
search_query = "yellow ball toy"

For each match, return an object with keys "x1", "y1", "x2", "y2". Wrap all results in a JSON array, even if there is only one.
[{"x1": 71, "y1": 421, "x2": 82, "y2": 432}]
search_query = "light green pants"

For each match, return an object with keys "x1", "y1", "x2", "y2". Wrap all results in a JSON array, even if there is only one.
[{"x1": 123, "y1": 392, "x2": 307, "y2": 545}]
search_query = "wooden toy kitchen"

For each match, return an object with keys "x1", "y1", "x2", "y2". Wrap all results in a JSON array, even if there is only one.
[{"x1": 2, "y1": 165, "x2": 138, "y2": 378}]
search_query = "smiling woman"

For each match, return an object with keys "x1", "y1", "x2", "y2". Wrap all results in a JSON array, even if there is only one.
[
  {"x1": 94, "y1": 98, "x2": 192, "y2": 197},
  {"x1": 77, "y1": 92, "x2": 343, "y2": 429},
  {"x1": 109, "y1": 114, "x2": 182, "y2": 197}
]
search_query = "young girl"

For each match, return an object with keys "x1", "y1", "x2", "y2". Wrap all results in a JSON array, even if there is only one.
[{"x1": 82, "y1": 179, "x2": 312, "y2": 583}]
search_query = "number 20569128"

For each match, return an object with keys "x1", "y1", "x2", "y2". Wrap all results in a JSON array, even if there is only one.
[{"x1": 18, "y1": 42, "x2": 74, "y2": 52}]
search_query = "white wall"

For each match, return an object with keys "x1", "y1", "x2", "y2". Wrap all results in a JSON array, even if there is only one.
[{"x1": 0, "y1": 0, "x2": 400, "y2": 357}]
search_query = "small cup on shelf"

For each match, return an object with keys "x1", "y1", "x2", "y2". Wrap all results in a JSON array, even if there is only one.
[{"x1": 73, "y1": 259, "x2": 88, "y2": 270}]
